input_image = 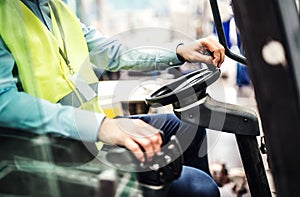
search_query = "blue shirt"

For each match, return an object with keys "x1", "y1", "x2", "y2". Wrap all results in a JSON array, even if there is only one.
[{"x1": 0, "y1": 0, "x2": 182, "y2": 142}]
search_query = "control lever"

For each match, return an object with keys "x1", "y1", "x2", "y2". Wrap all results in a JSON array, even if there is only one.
[{"x1": 101, "y1": 135, "x2": 183, "y2": 187}]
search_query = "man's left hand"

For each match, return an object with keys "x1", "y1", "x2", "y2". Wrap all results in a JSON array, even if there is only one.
[{"x1": 176, "y1": 36, "x2": 225, "y2": 68}]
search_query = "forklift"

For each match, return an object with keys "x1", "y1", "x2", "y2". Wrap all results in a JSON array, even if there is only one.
[{"x1": 1, "y1": 0, "x2": 299, "y2": 196}]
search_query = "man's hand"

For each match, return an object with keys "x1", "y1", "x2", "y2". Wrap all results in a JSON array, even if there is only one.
[
  {"x1": 176, "y1": 36, "x2": 225, "y2": 68},
  {"x1": 98, "y1": 118, "x2": 162, "y2": 162}
]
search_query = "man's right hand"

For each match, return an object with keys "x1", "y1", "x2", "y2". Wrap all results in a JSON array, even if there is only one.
[{"x1": 98, "y1": 118, "x2": 163, "y2": 162}]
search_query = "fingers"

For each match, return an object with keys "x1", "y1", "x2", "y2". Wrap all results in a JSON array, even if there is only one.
[
  {"x1": 198, "y1": 37, "x2": 225, "y2": 67},
  {"x1": 123, "y1": 138, "x2": 146, "y2": 162},
  {"x1": 175, "y1": 37, "x2": 225, "y2": 67},
  {"x1": 131, "y1": 131, "x2": 161, "y2": 161},
  {"x1": 131, "y1": 120, "x2": 162, "y2": 161},
  {"x1": 193, "y1": 50, "x2": 214, "y2": 64},
  {"x1": 100, "y1": 118, "x2": 163, "y2": 162},
  {"x1": 124, "y1": 132, "x2": 160, "y2": 162},
  {"x1": 213, "y1": 45, "x2": 225, "y2": 67}
]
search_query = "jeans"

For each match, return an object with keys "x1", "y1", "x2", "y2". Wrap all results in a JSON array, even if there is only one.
[{"x1": 127, "y1": 113, "x2": 220, "y2": 197}]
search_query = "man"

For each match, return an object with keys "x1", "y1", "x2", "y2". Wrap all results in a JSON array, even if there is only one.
[{"x1": 0, "y1": 0, "x2": 225, "y2": 196}]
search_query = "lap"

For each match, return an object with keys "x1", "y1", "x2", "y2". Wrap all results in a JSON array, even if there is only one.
[
  {"x1": 124, "y1": 113, "x2": 210, "y2": 173},
  {"x1": 116, "y1": 114, "x2": 217, "y2": 196},
  {"x1": 124, "y1": 113, "x2": 204, "y2": 145}
]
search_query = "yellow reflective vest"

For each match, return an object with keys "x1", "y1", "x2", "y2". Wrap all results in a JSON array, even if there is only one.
[{"x1": 0, "y1": 0, "x2": 102, "y2": 112}]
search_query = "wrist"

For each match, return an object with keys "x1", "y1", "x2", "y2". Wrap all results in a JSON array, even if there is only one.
[{"x1": 176, "y1": 42, "x2": 186, "y2": 63}]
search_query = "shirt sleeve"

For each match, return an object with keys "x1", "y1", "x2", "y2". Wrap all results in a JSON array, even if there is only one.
[
  {"x1": 0, "y1": 37, "x2": 104, "y2": 142},
  {"x1": 81, "y1": 23, "x2": 184, "y2": 72}
]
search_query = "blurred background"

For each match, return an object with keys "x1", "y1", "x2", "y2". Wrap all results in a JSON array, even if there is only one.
[{"x1": 64, "y1": 0, "x2": 215, "y2": 38}]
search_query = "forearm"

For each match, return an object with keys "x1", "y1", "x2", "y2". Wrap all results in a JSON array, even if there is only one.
[
  {"x1": 0, "y1": 86, "x2": 104, "y2": 142},
  {"x1": 82, "y1": 24, "x2": 183, "y2": 72}
]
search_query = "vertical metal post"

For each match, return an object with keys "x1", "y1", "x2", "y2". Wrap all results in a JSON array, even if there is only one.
[
  {"x1": 235, "y1": 135, "x2": 271, "y2": 197},
  {"x1": 231, "y1": 0, "x2": 300, "y2": 196}
]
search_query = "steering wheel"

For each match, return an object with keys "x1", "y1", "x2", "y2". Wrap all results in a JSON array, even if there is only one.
[{"x1": 145, "y1": 64, "x2": 221, "y2": 108}]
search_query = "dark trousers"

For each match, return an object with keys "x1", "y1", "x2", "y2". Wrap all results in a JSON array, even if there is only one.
[{"x1": 127, "y1": 113, "x2": 220, "y2": 197}]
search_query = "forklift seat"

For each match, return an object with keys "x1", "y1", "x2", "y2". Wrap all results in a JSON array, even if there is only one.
[{"x1": 0, "y1": 127, "x2": 118, "y2": 196}]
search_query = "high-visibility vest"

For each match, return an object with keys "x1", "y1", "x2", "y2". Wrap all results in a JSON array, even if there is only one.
[{"x1": 0, "y1": 0, "x2": 103, "y2": 113}]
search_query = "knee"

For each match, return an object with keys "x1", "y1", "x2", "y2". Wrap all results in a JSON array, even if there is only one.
[
  {"x1": 169, "y1": 166, "x2": 220, "y2": 197},
  {"x1": 190, "y1": 173, "x2": 220, "y2": 197},
  {"x1": 197, "y1": 179, "x2": 220, "y2": 197}
]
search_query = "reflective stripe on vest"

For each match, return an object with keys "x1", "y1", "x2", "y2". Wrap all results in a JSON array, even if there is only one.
[{"x1": 0, "y1": 0, "x2": 103, "y2": 113}]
